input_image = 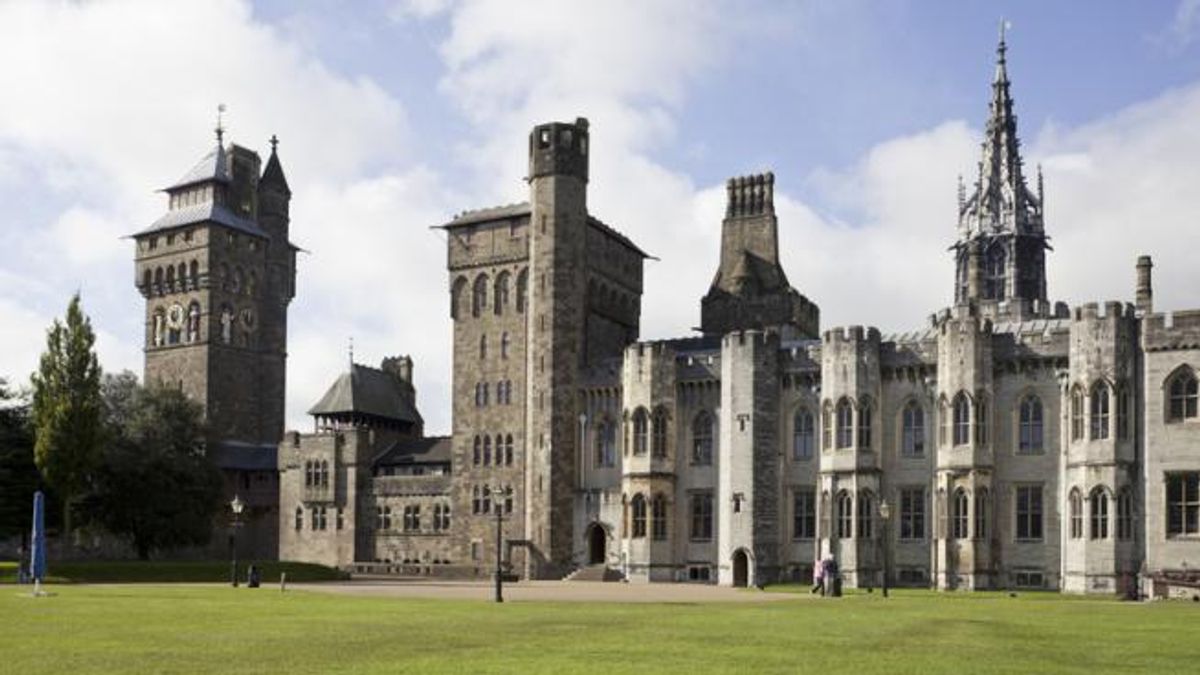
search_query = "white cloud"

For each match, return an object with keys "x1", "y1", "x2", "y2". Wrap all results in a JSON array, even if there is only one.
[{"x1": 1155, "y1": 0, "x2": 1200, "y2": 50}]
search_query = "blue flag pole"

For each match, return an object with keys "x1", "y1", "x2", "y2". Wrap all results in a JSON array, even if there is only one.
[{"x1": 31, "y1": 490, "x2": 47, "y2": 594}]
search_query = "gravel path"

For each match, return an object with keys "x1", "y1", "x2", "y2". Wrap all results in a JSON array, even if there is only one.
[{"x1": 292, "y1": 578, "x2": 808, "y2": 603}]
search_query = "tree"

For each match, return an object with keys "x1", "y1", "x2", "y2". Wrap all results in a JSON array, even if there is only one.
[
  {"x1": 0, "y1": 378, "x2": 40, "y2": 540},
  {"x1": 86, "y1": 372, "x2": 221, "y2": 559},
  {"x1": 31, "y1": 293, "x2": 103, "y2": 541}
]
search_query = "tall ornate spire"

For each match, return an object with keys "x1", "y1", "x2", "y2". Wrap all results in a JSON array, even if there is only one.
[
  {"x1": 952, "y1": 25, "x2": 1050, "y2": 311},
  {"x1": 959, "y1": 21, "x2": 1042, "y2": 237}
]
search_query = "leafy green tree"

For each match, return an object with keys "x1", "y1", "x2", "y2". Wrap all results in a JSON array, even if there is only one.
[
  {"x1": 86, "y1": 372, "x2": 221, "y2": 559},
  {"x1": 31, "y1": 293, "x2": 103, "y2": 541},
  {"x1": 0, "y1": 378, "x2": 41, "y2": 540}
]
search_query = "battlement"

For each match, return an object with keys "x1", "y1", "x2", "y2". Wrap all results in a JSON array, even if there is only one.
[
  {"x1": 1143, "y1": 310, "x2": 1200, "y2": 351},
  {"x1": 1071, "y1": 301, "x2": 1136, "y2": 322},
  {"x1": 627, "y1": 340, "x2": 675, "y2": 359},
  {"x1": 725, "y1": 172, "x2": 775, "y2": 218},
  {"x1": 822, "y1": 325, "x2": 881, "y2": 344},
  {"x1": 528, "y1": 117, "x2": 590, "y2": 182},
  {"x1": 721, "y1": 329, "x2": 780, "y2": 350}
]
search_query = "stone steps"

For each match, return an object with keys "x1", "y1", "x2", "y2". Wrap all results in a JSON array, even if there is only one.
[{"x1": 563, "y1": 564, "x2": 624, "y2": 582}]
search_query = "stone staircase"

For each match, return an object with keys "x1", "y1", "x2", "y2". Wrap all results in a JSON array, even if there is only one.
[{"x1": 563, "y1": 564, "x2": 624, "y2": 582}]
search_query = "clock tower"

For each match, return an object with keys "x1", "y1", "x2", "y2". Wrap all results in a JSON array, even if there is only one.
[{"x1": 132, "y1": 126, "x2": 296, "y2": 559}]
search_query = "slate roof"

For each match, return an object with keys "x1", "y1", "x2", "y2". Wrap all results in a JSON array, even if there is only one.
[
  {"x1": 373, "y1": 436, "x2": 452, "y2": 468},
  {"x1": 260, "y1": 151, "x2": 290, "y2": 194},
  {"x1": 136, "y1": 202, "x2": 269, "y2": 239},
  {"x1": 307, "y1": 363, "x2": 422, "y2": 425},
  {"x1": 441, "y1": 201, "x2": 650, "y2": 258},
  {"x1": 165, "y1": 144, "x2": 231, "y2": 191}
]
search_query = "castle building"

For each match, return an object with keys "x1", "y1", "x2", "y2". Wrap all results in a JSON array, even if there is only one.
[
  {"x1": 133, "y1": 129, "x2": 297, "y2": 560},
  {"x1": 277, "y1": 34, "x2": 1200, "y2": 592}
]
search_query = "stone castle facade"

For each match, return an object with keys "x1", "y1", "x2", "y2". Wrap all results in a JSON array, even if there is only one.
[
  {"x1": 274, "y1": 36, "x2": 1200, "y2": 591},
  {"x1": 134, "y1": 130, "x2": 296, "y2": 560}
]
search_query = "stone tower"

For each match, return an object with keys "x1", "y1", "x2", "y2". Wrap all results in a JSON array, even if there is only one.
[
  {"x1": 701, "y1": 172, "x2": 819, "y2": 338},
  {"x1": 953, "y1": 28, "x2": 1049, "y2": 314},
  {"x1": 133, "y1": 128, "x2": 296, "y2": 557},
  {"x1": 524, "y1": 118, "x2": 591, "y2": 578}
]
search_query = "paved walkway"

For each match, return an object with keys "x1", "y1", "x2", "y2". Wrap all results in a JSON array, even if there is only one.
[{"x1": 293, "y1": 578, "x2": 806, "y2": 603}]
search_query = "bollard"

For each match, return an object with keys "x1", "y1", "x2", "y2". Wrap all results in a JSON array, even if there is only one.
[{"x1": 280, "y1": 572, "x2": 287, "y2": 593}]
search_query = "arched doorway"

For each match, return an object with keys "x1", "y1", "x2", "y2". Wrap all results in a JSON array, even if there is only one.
[
  {"x1": 732, "y1": 549, "x2": 749, "y2": 588},
  {"x1": 587, "y1": 523, "x2": 607, "y2": 565}
]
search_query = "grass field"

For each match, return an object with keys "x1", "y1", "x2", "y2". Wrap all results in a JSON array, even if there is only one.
[
  {"x1": 0, "y1": 560, "x2": 345, "y2": 584},
  {"x1": 1, "y1": 583, "x2": 1197, "y2": 674}
]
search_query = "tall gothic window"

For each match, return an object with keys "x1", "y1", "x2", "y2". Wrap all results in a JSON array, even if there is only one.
[
  {"x1": 1166, "y1": 473, "x2": 1199, "y2": 537},
  {"x1": 952, "y1": 488, "x2": 969, "y2": 540},
  {"x1": 857, "y1": 398, "x2": 873, "y2": 450},
  {"x1": 1018, "y1": 395, "x2": 1043, "y2": 453},
  {"x1": 692, "y1": 411, "x2": 713, "y2": 465},
  {"x1": 1117, "y1": 488, "x2": 1133, "y2": 540},
  {"x1": 952, "y1": 392, "x2": 970, "y2": 446},
  {"x1": 792, "y1": 489, "x2": 815, "y2": 540},
  {"x1": 691, "y1": 492, "x2": 713, "y2": 541},
  {"x1": 631, "y1": 408, "x2": 649, "y2": 456},
  {"x1": 835, "y1": 398, "x2": 853, "y2": 449},
  {"x1": 901, "y1": 402, "x2": 924, "y2": 457},
  {"x1": 596, "y1": 419, "x2": 616, "y2": 467},
  {"x1": 494, "y1": 271, "x2": 510, "y2": 314},
  {"x1": 472, "y1": 274, "x2": 488, "y2": 318},
  {"x1": 630, "y1": 494, "x2": 647, "y2": 538},
  {"x1": 975, "y1": 488, "x2": 989, "y2": 540},
  {"x1": 515, "y1": 268, "x2": 528, "y2": 314},
  {"x1": 793, "y1": 408, "x2": 814, "y2": 460},
  {"x1": 651, "y1": 407, "x2": 668, "y2": 458},
  {"x1": 974, "y1": 393, "x2": 989, "y2": 445},
  {"x1": 857, "y1": 491, "x2": 874, "y2": 539},
  {"x1": 1116, "y1": 386, "x2": 1130, "y2": 439},
  {"x1": 836, "y1": 491, "x2": 853, "y2": 539},
  {"x1": 1168, "y1": 370, "x2": 1199, "y2": 422},
  {"x1": 899, "y1": 487, "x2": 925, "y2": 541},
  {"x1": 451, "y1": 277, "x2": 468, "y2": 320},
  {"x1": 1070, "y1": 386, "x2": 1084, "y2": 440},
  {"x1": 1069, "y1": 489, "x2": 1083, "y2": 539},
  {"x1": 1090, "y1": 382, "x2": 1110, "y2": 440},
  {"x1": 985, "y1": 245, "x2": 1006, "y2": 300},
  {"x1": 1090, "y1": 488, "x2": 1110, "y2": 540},
  {"x1": 822, "y1": 403, "x2": 832, "y2": 451},
  {"x1": 651, "y1": 494, "x2": 667, "y2": 540}
]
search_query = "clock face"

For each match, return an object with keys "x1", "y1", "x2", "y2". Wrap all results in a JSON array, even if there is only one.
[
  {"x1": 240, "y1": 308, "x2": 256, "y2": 330},
  {"x1": 167, "y1": 303, "x2": 185, "y2": 329}
]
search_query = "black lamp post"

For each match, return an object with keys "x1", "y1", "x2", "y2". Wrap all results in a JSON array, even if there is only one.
[
  {"x1": 493, "y1": 497, "x2": 505, "y2": 604},
  {"x1": 230, "y1": 494, "x2": 244, "y2": 588},
  {"x1": 879, "y1": 498, "x2": 891, "y2": 598}
]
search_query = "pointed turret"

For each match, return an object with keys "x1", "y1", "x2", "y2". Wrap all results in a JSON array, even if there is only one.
[
  {"x1": 952, "y1": 25, "x2": 1050, "y2": 314},
  {"x1": 260, "y1": 135, "x2": 291, "y2": 196}
]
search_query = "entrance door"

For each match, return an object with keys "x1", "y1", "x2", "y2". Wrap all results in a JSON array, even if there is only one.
[
  {"x1": 588, "y1": 524, "x2": 606, "y2": 565},
  {"x1": 732, "y1": 550, "x2": 749, "y2": 587}
]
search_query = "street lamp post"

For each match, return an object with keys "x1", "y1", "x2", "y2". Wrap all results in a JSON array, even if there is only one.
[
  {"x1": 879, "y1": 498, "x2": 892, "y2": 598},
  {"x1": 230, "y1": 494, "x2": 244, "y2": 588}
]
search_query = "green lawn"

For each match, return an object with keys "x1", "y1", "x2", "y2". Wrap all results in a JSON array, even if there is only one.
[
  {"x1": 0, "y1": 560, "x2": 345, "y2": 584},
  {"x1": 0, "y1": 584, "x2": 1196, "y2": 674}
]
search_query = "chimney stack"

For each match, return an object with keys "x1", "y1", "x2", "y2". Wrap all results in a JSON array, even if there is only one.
[{"x1": 1136, "y1": 255, "x2": 1153, "y2": 314}]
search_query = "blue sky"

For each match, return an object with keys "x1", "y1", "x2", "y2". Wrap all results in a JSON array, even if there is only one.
[{"x1": 1, "y1": 0, "x2": 1199, "y2": 433}]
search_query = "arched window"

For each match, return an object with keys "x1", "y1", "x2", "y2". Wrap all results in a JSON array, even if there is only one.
[
  {"x1": 472, "y1": 274, "x2": 488, "y2": 318},
  {"x1": 631, "y1": 494, "x2": 647, "y2": 538},
  {"x1": 1117, "y1": 488, "x2": 1133, "y2": 540},
  {"x1": 304, "y1": 461, "x2": 313, "y2": 487},
  {"x1": 1018, "y1": 395, "x2": 1043, "y2": 453},
  {"x1": 451, "y1": 276, "x2": 468, "y2": 320},
  {"x1": 952, "y1": 489, "x2": 969, "y2": 539},
  {"x1": 901, "y1": 402, "x2": 924, "y2": 457},
  {"x1": 1070, "y1": 386, "x2": 1084, "y2": 440},
  {"x1": 154, "y1": 266, "x2": 164, "y2": 289},
  {"x1": 793, "y1": 408, "x2": 814, "y2": 460},
  {"x1": 952, "y1": 392, "x2": 970, "y2": 446},
  {"x1": 320, "y1": 460, "x2": 329, "y2": 487},
  {"x1": 651, "y1": 407, "x2": 668, "y2": 458},
  {"x1": 835, "y1": 398, "x2": 853, "y2": 449},
  {"x1": 1167, "y1": 369, "x2": 1198, "y2": 421},
  {"x1": 632, "y1": 408, "x2": 649, "y2": 456},
  {"x1": 1069, "y1": 489, "x2": 1083, "y2": 539},
  {"x1": 821, "y1": 402, "x2": 832, "y2": 450},
  {"x1": 515, "y1": 268, "x2": 528, "y2": 314},
  {"x1": 1090, "y1": 488, "x2": 1109, "y2": 540},
  {"x1": 294, "y1": 507, "x2": 303, "y2": 531},
  {"x1": 974, "y1": 393, "x2": 989, "y2": 445},
  {"x1": 595, "y1": 419, "x2": 616, "y2": 467},
  {"x1": 692, "y1": 411, "x2": 713, "y2": 466},
  {"x1": 481, "y1": 486, "x2": 491, "y2": 514},
  {"x1": 165, "y1": 265, "x2": 176, "y2": 288},
  {"x1": 142, "y1": 268, "x2": 152, "y2": 290},
  {"x1": 501, "y1": 332, "x2": 510, "y2": 359},
  {"x1": 857, "y1": 398, "x2": 873, "y2": 450},
  {"x1": 189, "y1": 260, "x2": 199, "y2": 287},
  {"x1": 836, "y1": 491, "x2": 853, "y2": 539},
  {"x1": 857, "y1": 491, "x2": 874, "y2": 539},
  {"x1": 985, "y1": 245, "x2": 1006, "y2": 300},
  {"x1": 1116, "y1": 385, "x2": 1130, "y2": 440},
  {"x1": 1090, "y1": 382, "x2": 1110, "y2": 440},
  {"x1": 494, "y1": 272, "x2": 510, "y2": 314},
  {"x1": 483, "y1": 435, "x2": 492, "y2": 465},
  {"x1": 651, "y1": 494, "x2": 667, "y2": 540},
  {"x1": 473, "y1": 436, "x2": 481, "y2": 465},
  {"x1": 938, "y1": 397, "x2": 948, "y2": 447},
  {"x1": 504, "y1": 434, "x2": 514, "y2": 466},
  {"x1": 975, "y1": 488, "x2": 989, "y2": 540},
  {"x1": 233, "y1": 267, "x2": 244, "y2": 294},
  {"x1": 479, "y1": 334, "x2": 487, "y2": 361},
  {"x1": 176, "y1": 263, "x2": 186, "y2": 288}
]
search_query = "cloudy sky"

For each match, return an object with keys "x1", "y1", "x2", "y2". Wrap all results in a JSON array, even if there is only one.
[{"x1": 2, "y1": 0, "x2": 1199, "y2": 434}]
